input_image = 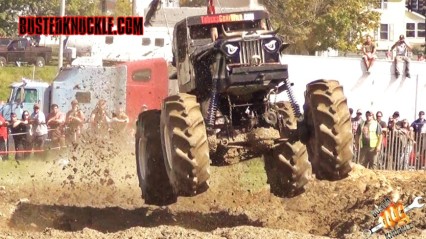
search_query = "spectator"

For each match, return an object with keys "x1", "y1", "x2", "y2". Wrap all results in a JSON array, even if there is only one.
[
  {"x1": 65, "y1": 100, "x2": 85, "y2": 143},
  {"x1": 29, "y1": 103, "x2": 48, "y2": 157},
  {"x1": 351, "y1": 109, "x2": 364, "y2": 135},
  {"x1": 376, "y1": 111, "x2": 387, "y2": 129},
  {"x1": 411, "y1": 111, "x2": 426, "y2": 134},
  {"x1": 355, "y1": 111, "x2": 382, "y2": 169},
  {"x1": 387, "y1": 118, "x2": 405, "y2": 169},
  {"x1": 10, "y1": 112, "x2": 31, "y2": 159},
  {"x1": 418, "y1": 53, "x2": 425, "y2": 62},
  {"x1": 47, "y1": 104, "x2": 66, "y2": 149},
  {"x1": 0, "y1": 113, "x2": 9, "y2": 160},
  {"x1": 399, "y1": 119, "x2": 415, "y2": 170},
  {"x1": 391, "y1": 111, "x2": 403, "y2": 127},
  {"x1": 390, "y1": 34, "x2": 412, "y2": 78},
  {"x1": 90, "y1": 99, "x2": 111, "y2": 136},
  {"x1": 375, "y1": 111, "x2": 388, "y2": 168},
  {"x1": 111, "y1": 106, "x2": 129, "y2": 134},
  {"x1": 362, "y1": 35, "x2": 377, "y2": 73}
]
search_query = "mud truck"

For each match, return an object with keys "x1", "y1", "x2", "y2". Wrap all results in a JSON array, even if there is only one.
[
  {"x1": 0, "y1": 58, "x2": 170, "y2": 124},
  {"x1": 135, "y1": 10, "x2": 354, "y2": 206}
]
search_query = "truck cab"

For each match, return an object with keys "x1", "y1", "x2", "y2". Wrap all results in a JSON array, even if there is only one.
[{"x1": 1, "y1": 80, "x2": 50, "y2": 121}]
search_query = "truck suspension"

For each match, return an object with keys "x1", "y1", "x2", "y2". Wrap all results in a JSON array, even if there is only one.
[
  {"x1": 206, "y1": 54, "x2": 223, "y2": 129},
  {"x1": 284, "y1": 78, "x2": 302, "y2": 119}
]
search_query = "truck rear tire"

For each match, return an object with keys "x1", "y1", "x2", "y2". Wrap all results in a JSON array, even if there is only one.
[
  {"x1": 135, "y1": 110, "x2": 177, "y2": 206},
  {"x1": 0, "y1": 56, "x2": 6, "y2": 67},
  {"x1": 35, "y1": 57, "x2": 45, "y2": 67},
  {"x1": 161, "y1": 93, "x2": 210, "y2": 196},
  {"x1": 264, "y1": 101, "x2": 311, "y2": 197},
  {"x1": 303, "y1": 79, "x2": 353, "y2": 180}
]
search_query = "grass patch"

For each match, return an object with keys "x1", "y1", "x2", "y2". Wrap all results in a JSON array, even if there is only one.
[
  {"x1": 0, "y1": 66, "x2": 58, "y2": 101},
  {"x1": 235, "y1": 157, "x2": 267, "y2": 191}
]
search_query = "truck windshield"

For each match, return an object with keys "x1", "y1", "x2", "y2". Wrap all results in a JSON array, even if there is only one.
[{"x1": 9, "y1": 87, "x2": 38, "y2": 103}]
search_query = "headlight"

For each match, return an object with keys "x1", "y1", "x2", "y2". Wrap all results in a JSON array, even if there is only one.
[
  {"x1": 263, "y1": 39, "x2": 279, "y2": 53},
  {"x1": 222, "y1": 43, "x2": 239, "y2": 56}
]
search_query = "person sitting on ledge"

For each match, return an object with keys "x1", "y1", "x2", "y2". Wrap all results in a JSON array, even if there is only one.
[{"x1": 361, "y1": 35, "x2": 377, "y2": 73}]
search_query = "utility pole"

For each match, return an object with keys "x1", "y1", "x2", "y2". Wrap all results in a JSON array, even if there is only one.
[
  {"x1": 132, "y1": 0, "x2": 137, "y2": 15},
  {"x1": 58, "y1": 0, "x2": 66, "y2": 71}
]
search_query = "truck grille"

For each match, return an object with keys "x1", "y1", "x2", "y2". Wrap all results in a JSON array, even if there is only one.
[{"x1": 239, "y1": 40, "x2": 264, "y2": 65}]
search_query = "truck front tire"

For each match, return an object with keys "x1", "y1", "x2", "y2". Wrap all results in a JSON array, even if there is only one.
[
  {"x1": 161, "y1": 93, "x2": 210, "y2": 196},
  {"x1": 303, "y1": 79, "x2": 353, "y2": 180},
  {"x1": 135, "y1": 110, "x2": 177, "y2": 206},
  {"x1": 0, "y1": 56, "x2": 6, "y2": 67},
  {"x1": 35, "y1": 57, "x2": 45, "y2": 67}
]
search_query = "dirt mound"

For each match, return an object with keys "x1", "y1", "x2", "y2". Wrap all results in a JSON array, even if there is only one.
[{"x1": 0, "y1": 142, "x2": 425, "y2": 239}]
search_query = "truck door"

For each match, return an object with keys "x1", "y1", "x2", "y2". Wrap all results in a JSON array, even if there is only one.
[
  {"x1": 6, "y1": 40, "x2": 22, "y2": 63},
  {"x1": 124, "y1": 59, "x2": 169, "y2": 121}
]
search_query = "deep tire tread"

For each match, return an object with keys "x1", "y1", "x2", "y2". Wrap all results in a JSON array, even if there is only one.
[
  {"x1": 304, "y1": 79, "x2": 353, "y2": 180},
  {"x1": 135, "y1": 110, "x2": 177, "y2": 206},
  {"x1": 264, "y1": 101, "x2": 312, "y2": 198},
  {"x1": 162, "y1": 93, "x2": 210, "y2": 196}
]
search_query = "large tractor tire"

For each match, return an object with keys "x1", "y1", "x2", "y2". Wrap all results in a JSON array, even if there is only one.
[
  {"x1": 135, "y1": 110, "x2": 177, "y2": 206},
  {"x1": 161, "y1": 93, "x2": 210, "y2": 196},
  {"x1": 264, "y1": 101, "x2": 311, "y2": 197},
  {"x1": 303, "y1": 80, "x2": 353, "y2": 180}
]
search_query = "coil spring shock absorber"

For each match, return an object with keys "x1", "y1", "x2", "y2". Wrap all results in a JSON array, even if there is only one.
[
  {"x1": 206, "y1": 54, "x2": 222, "y2": 129},
  {"x1": 284, "y1": 78, "x2": 301, "y2": 118},
  {"x1": 207, "y1": 78, "x2": 218, "y2": 128}
]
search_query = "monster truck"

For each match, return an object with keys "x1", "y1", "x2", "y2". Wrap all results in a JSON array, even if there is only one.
[{"x1": 135, "y1": 9, "x2": 353, "y2": 205}]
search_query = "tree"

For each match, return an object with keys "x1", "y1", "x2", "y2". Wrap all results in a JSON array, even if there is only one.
[
  {"x1": 113, "y1": 0, "x2": 132, "y2": 17},
  {"x1": 264, "y1": 0, "x2": 380, "y2": 55}
]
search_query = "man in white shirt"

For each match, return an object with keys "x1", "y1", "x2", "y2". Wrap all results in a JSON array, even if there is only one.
[
  {"x1": 390, "y1": 34, "x2": 412, "y2": 78},
  {"x1": 30, "y1": 103, "x2": 48, "y2": 157}
]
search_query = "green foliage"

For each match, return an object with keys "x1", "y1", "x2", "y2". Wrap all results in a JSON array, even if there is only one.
[
  {"x1": 0, "y1": 66, "x2": 58, "y2": 101},
  {"x1": 264, "y1": 0, "x2": 381, "y2": 54},
  {"x1": 113, "y1": 0, "x2": 132, "y2": 17}
]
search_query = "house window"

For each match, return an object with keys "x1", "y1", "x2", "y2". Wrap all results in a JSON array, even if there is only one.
[
  {"x1": 155, "y1": 38, "x2": 164, "y2": 47},
  {"x1": 105, "y1": 36, "x2": 114, "y2": 44},
  {"x1": 373, "y1": 0, "x2": 388, "y2": 9},
  {"x1": 142, "y1": 38, "x2": 151, "y2": 46},
  {"x1": 406, "y1": 23, "x2": 415, "y2": 37},
  {"x1": 418, "y1": 23, "x2": 425, "y2": 38},
  {"x1": 380, "y1": 24, "x2": 389, "y2": 40}
]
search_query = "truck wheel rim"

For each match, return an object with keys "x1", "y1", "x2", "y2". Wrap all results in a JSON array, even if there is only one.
[
  {"x1": 163, "y1": 124, "x2": 173, "y2": 170},
  {"x1": 138, "y1": 137, "x2": 147, "y2": 181}
]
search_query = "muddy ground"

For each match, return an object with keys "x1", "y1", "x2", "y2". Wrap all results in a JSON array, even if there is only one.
[{"x1": 0, "y1": 135, "x2": 425, "y2": 239}]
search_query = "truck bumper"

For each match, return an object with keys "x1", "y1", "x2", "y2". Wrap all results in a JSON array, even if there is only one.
[{"x1": 223, "y1": 64, "x2": 288, "y2": 88}]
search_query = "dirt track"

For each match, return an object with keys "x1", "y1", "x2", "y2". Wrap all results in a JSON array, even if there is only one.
[{"x1": 0, "y1": 136, "x2": 425, "y2": 239}]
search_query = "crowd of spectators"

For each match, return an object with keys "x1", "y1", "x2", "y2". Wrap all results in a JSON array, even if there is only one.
[
  {"x1": 0, "y1": 99, "x2": 130, "y2": 160},
  {"x1": 350, "y1": 108, "x2": 426, "y2": 170}
]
